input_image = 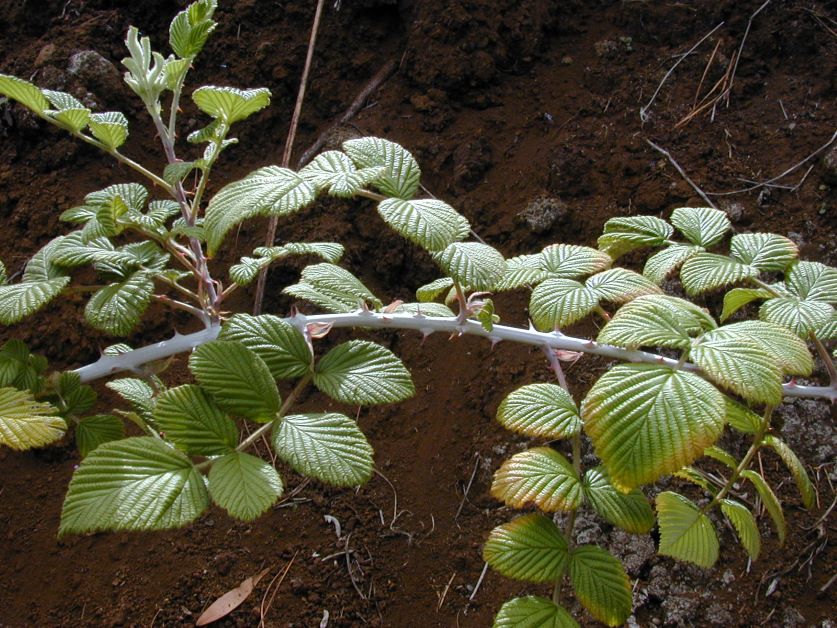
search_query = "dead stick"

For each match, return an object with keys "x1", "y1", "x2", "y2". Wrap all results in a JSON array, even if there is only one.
[
  {"x1": 645, "y1": 139, "x2": 719, "y2": 209},
  {"x1": 693, "y1": 38, "x2": 721, "y2": 109},
  {"x1": 253, "y1": 0, "x2": 326, "y2": 315},
  {"x1": 725, "y1": 0, "x2": 772, "y2": 106},
  {"x1": 454, "y1": 454, "x2": 481, "y2": 522},
  {"x1": 468, "y1": 562, "x2": 489, "y2": 602}
]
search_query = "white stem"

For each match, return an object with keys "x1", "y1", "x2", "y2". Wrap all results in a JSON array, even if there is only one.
[{"x1": 71, "y1": 311, "x2": 837, "y2": 402}]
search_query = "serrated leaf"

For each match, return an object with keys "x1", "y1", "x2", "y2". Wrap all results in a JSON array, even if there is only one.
[
  {"x1": 569, "y1": 545, "x2": 632, "y2": 627},
  {"x1": 491, "y1": 447, "x2": 582, "y2": 512},
  {"x1": 496, "y1": 255, "x2": 547, "y2": 291},
  {"x1": 582, "y1": 467, "x2": 654, "y2": 534},
  {"x1": 760, "y1": 297, "x2": 832, "y2": 338},
  {"x1": 724, "y1": 397, "x2": 762, "y2": 434},
  {"x1": 23, "y1": 236, "x2": 67, "y2": 282},
  {"x1": 529, "y1": 279, "x2": 598, "y2": 330},
  {"x1": 219, "y1": 314, "x2": 311, "y2": 380},
  {"x1": 52, "y1": 107, "x2": 91, "y2": 133},
  {"x1": 0, "y1": 260, "x2": 6, "y2": 285},
  {"x1": 192, "y1": 86, "x2": 270, "y2": 124},
  {"x1": 205, "y1": 166, "x2": 316, "y2": 255},
  {"x1": 0, "y1": 73, "x2": 49, "y2": 113},
  {"x1": 643, "y1": 244, "x2": 702, "y2": 284},
  {"x1": 0, "y1": 277, "x2": 70, "y2": 324},
  {"x1": 815, "y1": 311, "x2": 837, "y2": 341},
  {"x1": 433, "y1": 241, "x2": 506, "y2": 291},
  {"x1": 208, "y1": 451, "x2": 283, "y2": 521},
  {"x1": 540, "y1": 244, "x2": 612, "y2": 279},
  {"x1": 680, "y1": 253, "x2": 759, "y2": 296},
  {"x1": 740, "y1": 470, "x2": 786, "y2": 543},
  {"x1": 52, "y1": 233, "x2": 134, "y2": 268},
  {"x1": 154, "y1": 385, "x2": 237, "y2": 455},
  {"x1": 88, "y1": 112, "x2": 129, "y2": 149},
  {"x1": 586, "y1": 267, "x2": 662, "y2": 304},
  {"x1": 314, "y1": 340, "x2": 414, "y2": 405},
  {"x1": 392, "y1": 302, "x2": 455, "y2": 317},
  {"x1": 106, "y1": 378, "x2": 156, "y2": 421},
  {"x1": 670, "y1": 206, "x2": 731, "y2": 247},
  {"x1": 496, "y1": 383, "x2": 581, "y2": 439},
  {"x1": 483, "y1": 513, "x2": 569, "y2": 583},
  {"x1": 300, "y1": 151, "x2": 384, "y2": 198},
  {"x1": 56, "y1": 371, "x2": 97, "y2": 415},
  {"x1": 255, "y1": 242, "x2": 344, "y2": 264},
  {"x1": 85, "y1": 182, "x2": 148, "y2": 213},
  {"x1": 493, "y1": 596, "x2": 579, "y2": 628},
  {"x1": 730, "y1": 233, "x2": 798, "y2": 271},
  {"x1": 673, "y1": 466, "x2": 712, "y2": 490},
  {"x1": 75, "y1": 414, "x2": 124, "y2": 457},
  {"x1": 189, "y1": 341, "x2": 280, "y2": 422},
  {"x1": 0, "y1": 387, "x2": 65, "y2": 450},
  {"x1": 273, "y1": 412, "x2": 373, "y2": 486},
  {"x1": 708, "y1": 320, "x2": 812, "y2": 376},
  {"x1": 377, "y1": 198, "x2": 470, "y2": 252},
  {"x1": 59, "y1": 436, "x2": 209, "y2": 535},
  {"x1": 720, "y1": 288, "x2": 772, "y2": 322},
  {"x1": 342, "y1": 137, "x2": 421, "y2": 199},
  {"x1": 786, "y1": 261, "x2": 837, "y2": 304},
  {"x1": 84, "y1": 271, "x2": 154, "y2": 335},
  {"x1": 656, "y1": 491, "x2": 719, "y2": 567},
  {"x1": 598, "y1": 215, "x2": 673, "y2": 258},
  {"x1": 284, "y1": 263, "x2": 381, "y2": 313},
  {"x1": 763, "y1": 435, "x2": 815, "y2": 509},
  {"x1": 163, "y1": 57, "x2": 191, "y2": 90},
  {"x1": 417, "y1": 277, "x2": 454, "y2": 302},
  {"x1": 169, "y1": 0, "x2": 217, "y2": 58},
  {"x1": 720, "y1": 499, "x2": 761, "y2": 560},
  {"x1": 703, "y1": 445, "x2": 737, "y2": 469},
  {"x1": 163, "y1": 160, "x2": 199, "y2": 186},
  {"x1": 597, "y1": 295, "x2": 694, "y2": 350},
  {"x1": 582, "y1": 364, "x2": 725, "y2": 491}
]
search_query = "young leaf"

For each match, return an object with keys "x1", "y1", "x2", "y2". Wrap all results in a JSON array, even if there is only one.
[
  {"x1": 598, "y1": 215, "x2": 673, "y2": 258},
  {"x1": 491, "y1": 447, "x2": 582, "y2": 512},
  {"x1": 720, "y1": 499, "x2": 761, "y2": 560},
  {"x1": 540, "y1": 244, "x2": 611, "y2": 279},
  {"x1": 724, "y1": 397, "x2": 762, "y2": 434},
  {"x1": 0, "y1": 277, "x2": 70, "y2": 325},
  {"x1": 582, "y1": 467, "x2": 654, "y2": 534},
  {"x1": 483, "y1": 513, "x2": 569, "y2": 583},
  {"x1": 205, "y1": 166, "x2": 316, "y2": 255},
  {"x1": 284, "y1": 262, "x2": 382, "y2": 313},
  {"x1": 273, "y1": 412, "x2": 373, "y2": 486},
  {"x1": 0, "y1": 73, "x2": 49, "y2": 113},
  {"x1": 219, "y1": 314, "x2": 311, "y2": 379},
  {"x1": 299, "y1": 151, "x2": 383, "y2": 197},
  {"x1": 760, "y1": 297, "x2": 833, "y2": 338},
  {"x1": 730, "y1": 233, "x2": 798, "y2": 272},
  {"x1": 84, "y1": 271, "x2": 154, "y2": 336},
  {"x1": 314, "y1": 340, "x2": 414, "y2": 405},
  {"x1": 496, "y1": 383, "x2": 581, "y2": 439},
  {"x1": 585, "y1": 267, "x2": 662, "y2": 304},
  {"x1": 679, "y1": 253, "x2": 759, "y2": 296},
  {"x1": 154, "y1": 385, "x2": 238, "y2": 455},
  {"x1": 75, "y1": 414, "x2": 124, "y2": 457},
  {"x1": 43, "y1": 89, "x2": 91, "y2": 132},
  {"x1": 0, "y1": 387, "x2": 65, "y2": 451},
  {"x1": 496, "y1": 255, "x2": 547, "y2": 291},
  {"x1": 342, "y1": 137, "x2": 421, "y2": 199},
  {"x1": 569, "y1": 545, "x2": 632, "y2": 627},
  {"x1": 88, "y1": 112, "x2": 129, "y2": 149},
  {"x1": 720, "y1": 288, "x2": 772, "y2": 322},
  {"x1": 416, "y1": 277, "x2": 454, "y2": 302},
  {"x1": 106, "y1": 378, "x2": 156, "y2": 421},
  {"x1": 59, "y1": 436, "x2": 209, "y2": 535},
  {"x1": 707, "y1": 320, "x2": 812, "y2": 376},
  {"x1": 643, "y1": 244, "x2": 702, "y2": 285},
  {"x1": 785, "y1": 261, "x2": 837, "y2": 303},
  {"x1": 493, "y1": 596, "x2": 579, "y2": 628},
  {"x1": 529, "y1": 279, "x2": 598, "y2": 330},
  {"x1": 192, "y1": 86, "x2": 271, "y2": 124},
  {"x1": 377, "y1": 198, "x2": 470, "y2": 252},
  {"x1": 208, "y1": 451, "x2": 283, "y2": 521},
  {"x1": 703, "y1": 445, "x2": 737, "y2": 470},
  {"x1": 740, "y1": 470, "x2": 786, "y2": 543},
  {"x1": 582, "y1": 364, "x2": 725, "y2": 491},
  {"x1": 169, "y1": 0, "x2": 217, "y2": 58},
  {"x1": 656, "y1": 491, "x2": 719, "y2": 568},
  {"x1": 189, "y1": 341, "x2": 281, "y2": 422},
  {"x1": 670, "y1": 206, "x2": 730, "y2": 247},
  {"x1": 763, "y1": 435, "x2": 815, "y2": 509},
  {"x1": 55, "y1": 371, "x2": 96, "y2": 416},
  {"x1": 433, "y1": 241, "x2": 507, "y2": 291}
]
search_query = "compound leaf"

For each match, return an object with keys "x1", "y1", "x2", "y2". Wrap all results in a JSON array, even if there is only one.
[
  {"x1": 342, "y1": 136, "x2": 421, "y2": 199},
  {"x1": 154, "y1": 384, "x2": 237, "y2": 455},
  {"x1": 670, "y1": 206, "x2": 731, "y2": 247},
  {"x1": 680, "y1": 253, "x2": 758, "y2": 296},
  {"x1": 491, "y1": 447, "x2": 582, "y2": 512},
  {"x1": 0, "y1": 73, "x2": 49, "y2": 113},
  {"x1": 219, "y1": 314, "x2": 311, "y2": 379},
  {"x1": 192, "y1": 86, "x2": 270, "y2": 124},
  {"x1": 720, "y1": 499, "x2": 761, "y2": 560},
  {"x1": 530, "y1": 278, "x2": 598, "y2": 330},
  {"x1": 786, "y1": 261, "x2": 837, "y2": 304},
  {"x1": 496, "y1": 383, "x2": 581, "y2": 439},
  {"x1": 169, "y1": 0, "x2": 217, "y2": 58},
  {"x1": 740, "y1": 470, "x2": 786, "y2": 544},
  {"x1": 433, "y1": 241, "x2": 506, "y2": 291},
  {"x1": 84, "y1": 271, "x2": 154, "y2": 336},
  {"x1": 377, "y1": 198, "x2": 470, "y2": 252},
  {"x1": 493, "y1": 597, "x2": 578, "y2": 628},
  {"x1": 582, "y1": 467, "x2": 654, "y2": 534},
  {"x1": 656, "y1": 491, "x2": 719, "y2": 568},
  {"x1": 300, "y1": 150, "x2": 383, "y2": 197},
  {"x1": 598, "y1": 215, "x2": 673, "y2": 258},
  {"x1": 0, "y1": 387, "x2": 65, "y2": 450},
  {"x1": 643, "y1": 244, "x2": 702, "y2": 285},
  {"x1": 483, "y1": 513, "x2": 569, "y2": 583},
  {"x1": 75, "y1": 414, "x2": 124, "y2": 458},
  {"x1": 496, "y1": 255, "x2": 547, "y2": 291},
  {"x1": 760, "y1": 297, "x2": 832, "y2": 338},
  {"x1": 763, "y1": 435, "x2": 815, "y2": 509},
  {"x1": 569, "y1": 545, "x2": 632, "y2": 627},
  {"x1": 208, "y1": 451, "x2": 283, "y2": 521},
  {"x1": 540, "y1": 244, "x2": 611, "y2": 279},
  {"x1": 730, "y1": 233, "x2": 798, "y2": 272}
]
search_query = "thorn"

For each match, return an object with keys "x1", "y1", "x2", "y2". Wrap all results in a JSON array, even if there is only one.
[
  {"x1": 420, "y1": 327, "x2": 434, "y2": 338},
  {"x1": 528, "y1": 320, "x2": 537, "y2": 332},
  {"x1": 585, "y1": 340, "x2": 596, "y2": 348},
  {"x1": 490, "y1": 337, "x2": 501, "y2": 350}
]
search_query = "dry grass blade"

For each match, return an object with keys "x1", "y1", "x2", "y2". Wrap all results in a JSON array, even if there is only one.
[
  {"x1": 195, "y1": 567, "x2": 271, "y2": 626},
  {"x1": 259, "y1": 553, "x2": 298, "y2": 628}
]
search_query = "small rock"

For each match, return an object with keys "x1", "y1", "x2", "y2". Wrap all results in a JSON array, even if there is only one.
[
  {"x1": 821, "y1": 144, "x2": 837, "y2": 185},
  {"x1": 721, "y1": 568, "x2": 735, "y2": 586},
  {"x1": 594, "y1": 39, "x2": 620, "y2": 59},
  {"x1": 609, "y1": 530, "x2": 655, "y2": 577},
  {"x1": 35, "y1": 44, "x2": 57, "y2": 68},
  {"x1": 662, "y1": 593, "x2": 701, "y2": 627},
  {"x1": 776, "y1": 400, "x2": 834, "y2": 463},
  {"x1": 704, "y1": 601, "x2": 733, "y2": 626},
  {"x1": 560, "y1": 55, "x2": 573, "y2": 66},
  {"x1": 720, "y1": 201, "x2": 746, "y2": 223},
  {"x1": 782, "y1": 607, "x2": 806, "y2": 627},
  {"x1": 518, "y1": 196, "x2": 569, "y2": 234},
  {"x1": 67, "y1": 50, "x2": 122, "y2": 96}
]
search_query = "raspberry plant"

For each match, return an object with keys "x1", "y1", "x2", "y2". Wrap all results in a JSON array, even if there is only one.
[{"x1": 0, "y1": 2, "x2": 834, "y2": 625}]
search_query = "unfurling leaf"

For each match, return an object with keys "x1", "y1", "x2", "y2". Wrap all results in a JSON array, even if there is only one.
[
  {"x1": 483, "y1": 513, "x2": 569, "y2": 583},
  {"x1": 496, "y1": 383, "x2": 581, "y2": 439},
  {"x1": 656, "y1": 491, "x2": 719, "y2": 568},
  {"x1": 491, "y1": 447, "x2": 582, "y2": 512},
  {"x1": 170, "y1": 0, "x2": 217, "y2": 59}
]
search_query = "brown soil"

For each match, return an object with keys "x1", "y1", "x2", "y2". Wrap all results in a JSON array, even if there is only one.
[{"x1": 0, "y1": 1, "x2": 835, "y2": 626}]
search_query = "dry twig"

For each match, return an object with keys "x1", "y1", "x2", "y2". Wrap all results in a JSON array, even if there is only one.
[{"x1": 645, "y1": 139, "x2": 719, "y2": 209}]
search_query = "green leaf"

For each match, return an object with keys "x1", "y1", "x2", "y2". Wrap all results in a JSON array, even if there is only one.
[
  {"x1": 433, "y1": 241, "x2": 507, "y2": 291},
  {"x1": 88, "y1": 112, "x2": 129, "y2": 149},
  {"x1": 496, "y1": 383, "x2": 581, "y2": 439},
  {"x1": 229, "y1": 243, "x2": 346, "y2": 285},
  {"x1": 169, "y1": 0, "x2": 217, "y2": 58},
  {"x1": 154, "y1": 385, "x2": 238, "y2": 455},
  {"x1": 582, "y1": 467, "x2": 654, "y2": 534},
  {"x1": 530, "y1": 279, "x2": 598, "y2": 330},
  {"x1": 59, "y1": 436, "x2": 209, "y2": 535},
  {"x1": 786, "y1": 261, "x2": 837, "y2": 304},
  {"x1": 569, "y1": 545, "x2": 632, "y2": 627},
  {"x1": 106, "y1": 378, "x2": 156, "y2": 421},
  {"x1": 0, "y1": 73, "x2": 49, "y2": 113},
  {"x1": 491, "y1": 447, "x2": 582, "y2": 512},
  {"x1": 192, "y1": 86, "x2": 270, "y2": 124},
  {"x1": 643, "y1": 244, "x2": 702, "y2": 285},
  {"x1": 164, "y1": 57, "x2": 192, "y2": 90},
  {"x1": 314, "y1": 340, "x2": 414, "y2": 405},
  {"x1": 740, "y1": 470, "x2": 786, "y2": 544},
  {"x1": 493, "y1": 597, "x2": 579, "y2": 628},
  {"x1": 707, "y1": 320, "x2": 812, "y2": 376},
  {"x1": 163, "y1": 160, "x2": 200, "y2": 186},
  {"x1": 760, "y1": 296, "x2": 833, "y2": 338},
  {"x1": 720, "y1": 499, "x2": 761, "y2": 560},
  {"x1": 300, "y1": 151, "x2": 384, "y2": 198},
  {"x1": 670, "y1": 206, "x2": 731, "y2": 247},
  {"x1": 52, "y1": 233, "x2": 134, "y2": 268},
  {"x1": 95, "y1": 195, "x2": 131, "y2": 237},
  {"x1": 23, "y1": 236, "x2": 68, "y2": 282},
  {"x1": 55, "y1": 371, "x2": 97, "y2": 415},
  {"x1": 75, "y1": 414, "x2": 124, "y2": 457},
  {"x1": 724, "y1": 397, "x2": 762, "y2": 434},
  {"x1": 496, "y1": 255, "x2": 547, "y2": 291},
  {"x1": 730, "y1": 232, "x2": 798, "y2": 271},
  {"x1": 815, "y1": 311, "x2": 837, "y2": 341},
  {"x1": 392, "y1": 302, "x2": 455, "y2": 317},
  {"x1": 720, "y1": 288, "x2": 772, "y2": 322},
  {"x1": 219, "y1": 314, "x2": 311, "y2": 379},
  {"x1": 189, "y1": 341, "x2": 280, "y2": 422},
  {"x1": 0, "y1": 387, "x2": 65, "y2": 450},
  {"x1": 597, "y1": 295, "x2": 695, "y2": 350},
  {"x1": 342, "y1": 137, "x2": 421, "y2": 199},
  {"x1": 582, "y1": 364, "x2": 725, "y2": 491},
  {"x1": 598, "y1": 215, "x2": 673, "y2": 258},
  {"x1": 49, "y1": 103, "x2": 91, "y2": 133},
  {"x1": 483, "y1": 513, "x2": 569, "y2": 583},
  {"x1": 691, "y1": 332, "x2": 782, "y2": 405},
  {"x1": 586, "y1": 268, "x2": 662, "y2": 304},
  {"x1": 540, "y1": 244, "x2": 611, "y2": 279},
  {"x1": 208, "y1": 451, "x2": 283, "y2": 521},
  {"x1": 703, "y1": 445, "x2": 737, "y2": 469},
  {"x1": 84, "y1": 271, "x2": 154, "y2": 335},
  {"x1": 680, "y1": 253, "x2": 759, "y2": 296},
  {"x1": 273, "y1": 412, "x2": 373, "y2": 486},
  {"x1": 284, "y1": 263, "x2": 382, "y2": 313},
  {"x1": 656, "y1": 491, "x2": 719, "y2": 568},
  {"x1": 0, "y1": 260, "x2": 6, "y2": 285},
  {"x1": 417, "y1": 277, "x2": 454, "y2": 302},
  {"x1": 763, "y1": 435, "x2": 815, "y2": 509},
  {"x1": 205, "y1": 166, "x2": 316, "y2": 255},
  {"x1": 377, "y1": 198, "x2": 470, "y2": 252},
  {"x1": 0, "y1": 277, "x2": 70, "y2": 324}
]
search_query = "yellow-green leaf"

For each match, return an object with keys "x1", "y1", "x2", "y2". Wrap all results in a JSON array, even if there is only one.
[
  {"x1": 491, "y1": 447, "x2": 582, "y2": 512},
  {"x1": 656, "y1": 491, "x2": 719, "y2": 568}
]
